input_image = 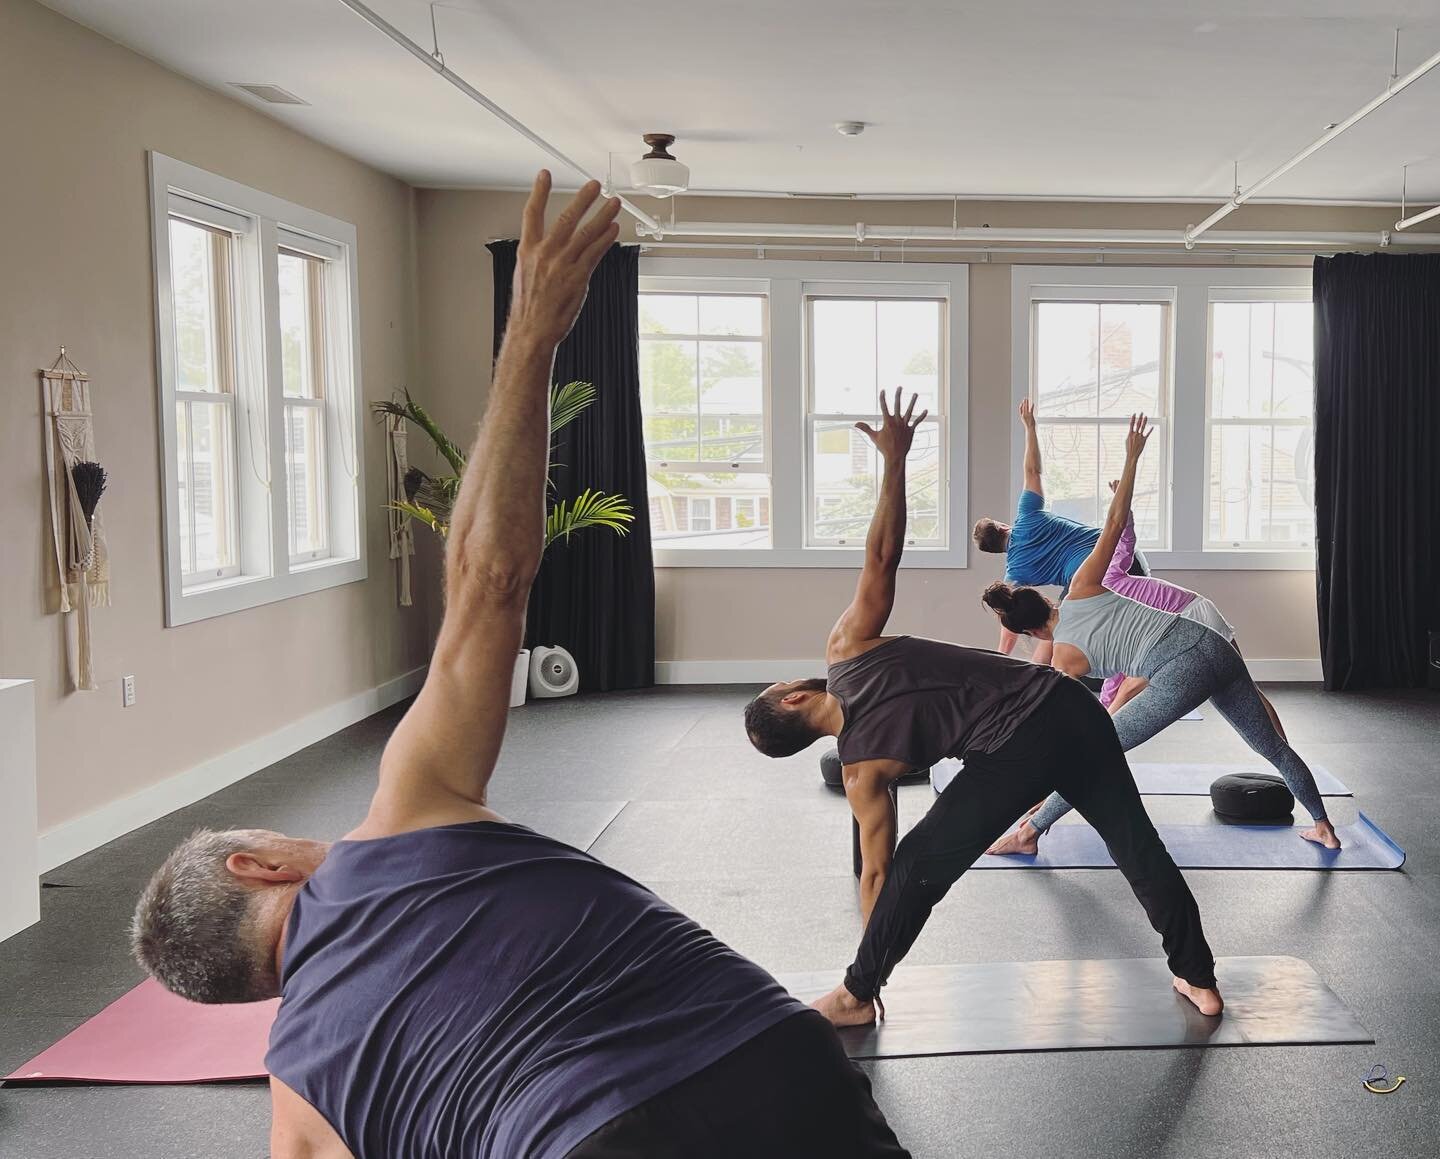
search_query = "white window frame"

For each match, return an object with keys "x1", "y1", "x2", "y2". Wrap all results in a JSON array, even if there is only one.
[
  {"x1": 1011, "y1": 266, "x2": 1314, "y2": 571},
  {"x1": 639, "y1": 278, "x2": 770, "y2": 477},
  {"x1": 150, "y1": 153, "x2": 366, "y2": 626},
  {"x1": 277, "y1": 235, "x2": 342, "y2": 566},
  {"x1": 168, "y1": 214, "x2": 244, "y2": 587},
  {"x1": 641, "y1": 260, "x2": 969, "y2": 568},
  {"x1": 804, "y1": 284, "x2": 950, "y2": 550},
  {"x1": 1203, "y1": 286, "x2": 1316, "y2": 553}
]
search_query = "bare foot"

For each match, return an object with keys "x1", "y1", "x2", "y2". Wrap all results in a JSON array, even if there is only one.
[
  {"x1": 1021, "y1": 799, "x2": 1046, "y2": 821},
  {"x1": 1299, "y1": 819, "x2": 1342, "y2": 849},
  {"x1": 1173, "y1": 976, "x2": 1224, "y2": 1016},
  {"x1": 986, "y1": 822, "x2": 1040, "y2": 856},
  {"x1": 810, "y1": 983, "x2": 879, "y2": 1028}
]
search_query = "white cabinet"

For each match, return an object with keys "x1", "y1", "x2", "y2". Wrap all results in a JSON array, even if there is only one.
[{"x1": 0, "y1": 679, "x2": 39, "y2": 941}]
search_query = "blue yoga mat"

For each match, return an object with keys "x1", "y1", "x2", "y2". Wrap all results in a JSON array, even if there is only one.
[
  {"x1": 974, "y1": 812, "x2": 1404, "y2": 871},
  {"x1": 1127, "y1": 762, "x2": 1351, "y2": 797}
]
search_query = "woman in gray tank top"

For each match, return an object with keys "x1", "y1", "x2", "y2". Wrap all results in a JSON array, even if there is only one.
[{"x1": 980, "y1": 414, "x2": 1338, "y2": 855}]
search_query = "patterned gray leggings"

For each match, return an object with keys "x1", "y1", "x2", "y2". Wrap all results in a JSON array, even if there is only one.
[{"x1": 1029, "y1": 617, "x2": 1327, "y2": 832}]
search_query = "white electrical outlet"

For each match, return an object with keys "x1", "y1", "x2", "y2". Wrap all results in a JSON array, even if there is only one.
[{"x1": 122, "y1": 675, "x2": 136, "y2": 708}]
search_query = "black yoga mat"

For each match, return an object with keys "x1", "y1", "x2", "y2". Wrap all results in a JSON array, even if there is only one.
[{"x1": 779, "y1": 956, "x2": 1371, "y2": 1060}]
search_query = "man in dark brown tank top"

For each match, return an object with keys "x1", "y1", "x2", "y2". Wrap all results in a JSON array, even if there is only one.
[{"x1": 743, "y1": 390, "x2": 1223, "y2": 1026}]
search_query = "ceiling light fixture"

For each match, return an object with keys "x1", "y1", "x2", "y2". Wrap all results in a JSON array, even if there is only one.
[
  {"x1": 630, "y1": 134, "x2": 689, "y2": 198},
  {"x1": 835, "y1": 121, "x2": 866, "y2": 136}
]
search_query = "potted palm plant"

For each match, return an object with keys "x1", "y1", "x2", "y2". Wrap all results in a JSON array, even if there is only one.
[{"x1": 373, "y1": 381, "x2": 633, "y2": 703}]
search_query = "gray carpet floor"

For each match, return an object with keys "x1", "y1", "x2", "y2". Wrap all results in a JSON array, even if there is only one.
[{"x1": 2, "y1": 683, "x2": 1437, "y2": 1158}]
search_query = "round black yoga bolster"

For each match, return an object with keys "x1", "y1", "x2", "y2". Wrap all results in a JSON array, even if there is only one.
[
  {"x1": 1210, "y1": 772, "x2": 1295, "y2": 821},
  {"x1": 820, "y1": 749, "x2": 929, "y2": 788}
]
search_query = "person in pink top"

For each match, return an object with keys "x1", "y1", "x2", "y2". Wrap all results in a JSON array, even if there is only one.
[{"x1": 1097, "y1": 482, "x2": 1285, "y2": 739}]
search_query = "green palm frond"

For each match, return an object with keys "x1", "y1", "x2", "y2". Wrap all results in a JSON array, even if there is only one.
[
  {"x1": 372, "y1": 391, "x2": 467, "y2": 475},
  {"x1": 388, "y1": 500, "x2": 449, "y2": 538},
  {"x1": 549, "y1": 380, "x2": 596, "y2": 435},
  {"x1": 377, "y1": 384, "x2": 633, "y2": 556},
  {"x1": 544, "y1": 489, "x2": 634, "y2": 548}
]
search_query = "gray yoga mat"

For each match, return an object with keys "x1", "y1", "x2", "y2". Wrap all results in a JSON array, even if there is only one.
[
  {"x1": 974, "y1": 812, "x2": 1403, "y2": 870},
  {"x1": 779, "y1": 956, "x2": 1371, "y2": 1059},
  {"x1": 1127, "y1": 762, "x2": 1351, "y2": 796}
]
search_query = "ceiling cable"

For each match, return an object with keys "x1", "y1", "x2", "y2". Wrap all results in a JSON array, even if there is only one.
[{"x1": 334, "y1": 0, "x2": 661, "y2": 233}]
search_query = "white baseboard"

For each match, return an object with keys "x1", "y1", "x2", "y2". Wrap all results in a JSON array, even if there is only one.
[
  {"x1": 655, "y1": 659, "x2": 825, "y2": 685},
  {"x1": 37, "y1": 665, "x2": 427, "y2": 873},
  {"x1": 1246, "y1": 659, "x2": 1323, "y2": 682},
  {"x1": 656, "y1": 657, "x2": 1323, "y2": 685}
]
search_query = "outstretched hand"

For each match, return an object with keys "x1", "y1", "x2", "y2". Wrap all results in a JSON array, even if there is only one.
[
  {"x1": 856, "y1": 388, "x2": 928, "y2": 462},
  {"x1": 1018, "y1": 397, "x2": 1036, "y2": 428},
  {"x1": 509, "y1": 171, "x2": 622, "y2": 347},
  {"x1": 1125, "y1": 413, "x2": 1153, "y2": 461}
]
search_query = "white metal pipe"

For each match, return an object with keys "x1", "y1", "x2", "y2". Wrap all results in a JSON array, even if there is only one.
[
  {"x1": 1185, "y1": 44, "x2": 1440, "y2": 244},
  {"x1": 636, "y1": 220, "x2": 1440, "y2": 249},
  {"x1": 333, "y1": 0, "x2": 662, "y2": 234},
  {"x1": 1395, "y1": 202, "x2": 1440, "y2": 230},
  {"x1": 632, "y1": 240, "x2": 1316, "y2": 261}
]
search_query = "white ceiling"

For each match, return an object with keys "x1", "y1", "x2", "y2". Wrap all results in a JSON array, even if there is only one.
[{"x1": 40, "y1": 0, "x2": 1440, "y2": 202}]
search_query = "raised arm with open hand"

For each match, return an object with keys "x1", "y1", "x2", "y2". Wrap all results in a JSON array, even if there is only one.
[
  {"x1": 1068, "y1": 413, "x2": 1151, "y2": 598},
  {"x1": 826, "y1": 388, "x2": 927, "y2": 663},
  {"x1": 1019, "y1": 397, "x2": 1043, "y2": 496},
  {"x1": 363, "y1": 173, "x2": 621, "y2": 837}
]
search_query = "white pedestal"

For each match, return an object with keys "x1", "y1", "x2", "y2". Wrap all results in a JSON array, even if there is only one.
[{"x1": 0, "y1": 679, "x2": 40, "y2": 941}]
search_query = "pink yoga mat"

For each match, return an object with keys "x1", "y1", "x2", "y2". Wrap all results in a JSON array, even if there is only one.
[{"x1": 5, "y1": 978, "x2": 277, "y2": 1084}]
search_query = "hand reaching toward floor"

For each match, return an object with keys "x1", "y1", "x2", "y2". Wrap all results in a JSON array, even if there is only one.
[
  {"x1": 508, "y1": 171, "x2": 622, "y2": 348},
  {"x1": 856, "y1": 388, "x2": 928, "y2": 463}
]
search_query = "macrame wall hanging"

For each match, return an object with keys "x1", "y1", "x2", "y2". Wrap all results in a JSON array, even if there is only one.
[
  {"x1": 41, "y1": 348, "x2": 110, "y2": 691},
  {"x1": 383, "y1": 412, "x2": 415, "y2": 607}
]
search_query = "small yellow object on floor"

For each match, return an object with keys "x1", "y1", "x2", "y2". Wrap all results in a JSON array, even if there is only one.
[{"x1": 1363, "y1": 1064, "x2": 1406, "y2": 1094}]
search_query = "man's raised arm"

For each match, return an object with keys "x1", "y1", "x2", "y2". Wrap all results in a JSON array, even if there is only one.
[
  {"x1": 825, "y1": 389, "x2": 926, "y2": 665},
  {"x1": 363, "y1": 173, "x2": 620, "y2": 835}
]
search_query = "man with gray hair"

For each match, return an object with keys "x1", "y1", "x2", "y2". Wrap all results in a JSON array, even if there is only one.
[{"x1": 132, "y1": 172, "x2": 909, "y2": 1159}]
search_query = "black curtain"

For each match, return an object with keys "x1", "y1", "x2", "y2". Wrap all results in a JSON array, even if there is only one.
[
  {"x1": 488, "y1": 241, "x2": 655, "y2": 691},
  {"x1": 1314, "y1": 253, "x2": 1440, "y2": 690}
]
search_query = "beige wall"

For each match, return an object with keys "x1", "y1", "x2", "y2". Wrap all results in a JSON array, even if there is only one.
[
  {"x1": 0, "y1": 0, "x2": 434, "y2": 831},
  {"x1": 412, "y1": 188, "x2": 1412, "y2": 666}
]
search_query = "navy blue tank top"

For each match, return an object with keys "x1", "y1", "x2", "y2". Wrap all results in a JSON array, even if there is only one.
[{"x1": 266, "y1": 822, "x2": 804, "y2": 1159}]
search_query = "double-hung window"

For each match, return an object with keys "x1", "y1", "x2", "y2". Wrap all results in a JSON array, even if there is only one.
[
  {"x1": 1205, "y1": 293, "x2": 1315, "y2": 549},
  {"x1": 639, "y1": 287, "x2": 770, "y2": 548},
  {"x1": 151, "y1": 153, "x2": 365, "y2": 625},
  {"x1": 806, "y1": 293, "x2": 946, "y2": 546},
  {"x1": 639, "y1": 262, "x2": 968, "y2": 567},
  {"x1": 168, "y1": 215, "x2": 242, "y2": 584},
  {"x1": 1027, "y1": 297, "x2": 1172, "y2": 547},
  {"x1": 277, "y1": 242, "x2": 336, "y2": 564},
  {"x1": 1012, "y1": 267, "x2": 1314, "y2": 569}
]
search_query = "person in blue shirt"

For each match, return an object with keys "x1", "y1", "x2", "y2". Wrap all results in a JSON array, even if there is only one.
[{"x1": 973, "y1": 399, "x2": 1149, "y2": 660}]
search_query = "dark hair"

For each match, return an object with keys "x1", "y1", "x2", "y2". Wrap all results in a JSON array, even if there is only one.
[
  {"x1": 972, "y1": 518, "x2": 1009, "y2": 553},
  {"x1": 981, "y1": 581, "x2": 1053, "y2": 633},
  {"x1": 744, "y1": 680, "x2": 827, "y2": 758}
]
